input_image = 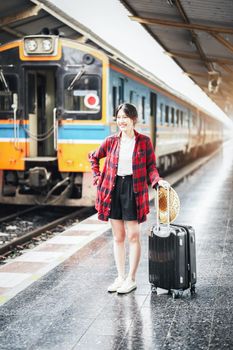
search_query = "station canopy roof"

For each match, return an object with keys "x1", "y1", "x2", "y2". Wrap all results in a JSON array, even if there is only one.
[{"x1": 120, "y1": 0, "x2": 233, "y2": 119}]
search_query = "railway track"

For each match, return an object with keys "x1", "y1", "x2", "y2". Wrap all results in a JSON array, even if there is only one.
[
  {"x1": 0, "y1": 206, "x2": 39, "y2": 223},
  {"x1": 0, "y1": 206, "x2": 95, "y2": 260}
]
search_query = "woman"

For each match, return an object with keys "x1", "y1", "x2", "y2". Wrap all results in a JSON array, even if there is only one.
[{"x1": 89, "y1": 103, "x2": 169, "y2": 294}]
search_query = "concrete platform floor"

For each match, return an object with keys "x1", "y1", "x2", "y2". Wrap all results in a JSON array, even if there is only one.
[{"x1": 0, "y1": 140, "x2": 233, "y2": 350}]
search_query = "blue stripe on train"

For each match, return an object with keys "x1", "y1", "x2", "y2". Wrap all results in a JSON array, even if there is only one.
[
  {"x1": 0, "y1": 124, "x2": 111, "y2": 140},
  {"x1": 58, "y1": 125, "x2": 110, "y2": 139},
  {"x1": 0, "y1": 124, "x2": 27, "y2": 138}
]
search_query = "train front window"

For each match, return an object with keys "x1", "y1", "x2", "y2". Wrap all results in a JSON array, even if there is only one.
[
  {"x1": 64, "y1": 74, "x2": 101, "y2": 120},
  {"x1": 0, "y1": 73, "x2": 18, "y2": 113}
]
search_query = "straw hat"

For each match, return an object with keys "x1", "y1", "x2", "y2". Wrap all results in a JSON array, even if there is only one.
[{"x1": 158, "y1": 186, "x2": 180, "y2": 223}]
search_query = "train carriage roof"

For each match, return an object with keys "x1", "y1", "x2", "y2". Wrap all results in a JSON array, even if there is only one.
[
  {"x1": 0, "y1": 0, "x2": 231, "y2": 124},
  {"x1": 119, "y1": 0, "x2": 233, "y2": 121}
]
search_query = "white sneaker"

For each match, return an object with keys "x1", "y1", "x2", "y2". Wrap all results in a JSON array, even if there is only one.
[
  {"x1": 107, "y1": 277, "x2": 125, "y2": 293},
  {"x1": 117, "y1": 278, "x2": 137, "y2": 294}
]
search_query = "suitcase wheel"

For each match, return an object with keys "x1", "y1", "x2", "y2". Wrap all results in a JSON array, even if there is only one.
[
  {"x1": 190, "y1": 285, "x2": 196, "y2": 295},
  {"x1": 172, "y1": 290, "x2": 183, "y2": 299},
  {"x1": 151, "y1": 285, "x2": 157, "y2": 294}
]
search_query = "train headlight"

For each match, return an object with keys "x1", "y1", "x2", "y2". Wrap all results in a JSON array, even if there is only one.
[
  {"x1": 42, "y1": 39, "x2": 52, "y2": 52},
  {"x1": 25, "y1": 39, "x2": 38, "y2": 52},
  {"x1": 23, "y1": 36, "x2": 58, "y2": 56}
]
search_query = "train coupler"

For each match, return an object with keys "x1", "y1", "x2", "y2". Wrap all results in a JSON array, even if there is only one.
[{"x1": 28, "y1": 167, "x2": 51, "y2": 188}]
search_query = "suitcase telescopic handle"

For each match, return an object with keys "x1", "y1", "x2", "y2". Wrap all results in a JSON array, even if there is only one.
[{"x1": 155, "y1": 184, "x2": 170, "y2": 236}]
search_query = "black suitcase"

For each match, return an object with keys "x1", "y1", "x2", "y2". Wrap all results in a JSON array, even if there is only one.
[{"x1": 149, "y1": 188, "x2": 197, "y2": 298}]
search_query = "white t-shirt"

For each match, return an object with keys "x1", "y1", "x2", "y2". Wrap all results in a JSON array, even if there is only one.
[{"x1": 117, "y1": 136, "x2": 136, "y2": 176}]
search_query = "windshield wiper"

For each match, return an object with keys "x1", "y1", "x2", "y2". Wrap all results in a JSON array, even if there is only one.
[
  {"x1": 67, "y1": 69, "x2": 85, "y2": 91},
  {"x1": 0, "y1": 69, "x2": 10, "y2": 92}
]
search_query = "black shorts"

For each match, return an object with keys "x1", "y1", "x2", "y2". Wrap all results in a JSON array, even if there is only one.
[{"x1": 109, "y1": 175, "x2": 137, "y2": 221}]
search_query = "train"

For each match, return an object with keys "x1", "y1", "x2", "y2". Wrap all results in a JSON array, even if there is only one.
[{"x1": 0, "y1": 33, "x2": 223, "y2": 206}]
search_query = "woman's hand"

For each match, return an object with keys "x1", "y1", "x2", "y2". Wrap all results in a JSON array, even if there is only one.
[{"x1": 158, "y1": 179, "x2": 170, "y2": 188}]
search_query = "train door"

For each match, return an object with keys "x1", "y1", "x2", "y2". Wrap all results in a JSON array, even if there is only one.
[
  {"x1": 25, "y1": 68, "x2": 56, "y2": 158},
  {"x1": 150, "y1": 92, "x2": 157, "y2": 147}
]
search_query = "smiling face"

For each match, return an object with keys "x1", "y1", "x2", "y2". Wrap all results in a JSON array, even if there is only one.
[{"x1": 116, "y1": 107, "x2": 135, "y2": 134}]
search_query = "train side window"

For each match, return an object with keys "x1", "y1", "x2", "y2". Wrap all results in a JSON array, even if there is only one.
[
  {"x1": 112, "y1": 86, "x2": 117, "y2": 116},
  {"x1": 165, "y1": 105, "x2": 169, "y2": 125},
  {"x1": 0, "y1": 73, "x2": 18, "y2": 114},
  {"x1": 130, "y1": 90, "x2": 136, "y2": 104},
  {"x1": 171, "y1": 107, "x2": 175, "y2": 126},
  {"x1": 118, "y1": 78, "x2": 124, "y2": 104},
  {"x1": 64, "y1": 74, "x2": 101, "y2": 120},
  {"x1": 189, "y1": 114, "x2": 193, "y2": 128},
  {"x1": 199, "y1": 116, "x2": 202, "y2": 130},
  {"x1": 192, "y1": 114, "x2": 196, "y2": 127},
  {"x1": 130, "y1": 91, "x2": 133, "y2": 103},
  {"x1": 141, "y1": 96, "x2": 145, "y2": 123},
  {"x1": 191, "y1": 114, "x2": 194, "y2": 127},
  {"x1": 176, "y1": 109, "x2": 180, "y2": 126},
  {"x1": 160, "y1": 103, "x2": 164, "y2": 125},
  {"x1": 180, "y1": 111, "x2": 184, "y2": 126}
]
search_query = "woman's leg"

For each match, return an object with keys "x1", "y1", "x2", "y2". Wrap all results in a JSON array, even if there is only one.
[
  {"x1": 110, "y1": 219, "x2": 126, "y2": 279},
  {"x1": 125, "y1": 220, "x2": 141, "y2": 281}
]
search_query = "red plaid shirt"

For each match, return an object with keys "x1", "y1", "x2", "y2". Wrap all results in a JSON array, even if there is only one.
[{"x1": 89, "y1": 130, "x2": 161, "y2": 223}]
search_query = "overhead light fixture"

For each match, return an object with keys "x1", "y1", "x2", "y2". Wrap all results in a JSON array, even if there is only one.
[
  {"x1": 208, "y1": 71, "x2": 221, "y2": 94},
  {"x1": 189, "y1": 39, "x2": 196, "y2": 48},
  {"x1": 167, "y1": 0, "x2": 174, "y2": 6}
]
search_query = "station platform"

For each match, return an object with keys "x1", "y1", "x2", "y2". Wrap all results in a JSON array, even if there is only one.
[{"x1": 0, "y1": 140, "x2": 233, "y2": 350}]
